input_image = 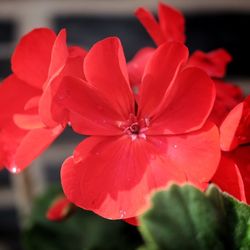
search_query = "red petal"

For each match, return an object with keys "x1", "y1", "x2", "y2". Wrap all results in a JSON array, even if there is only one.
[
  {"x1": 188, "y1": 49, "x2": 232, "y2": 78},
  {"x1": 84, "y1": 37, "x2": 134, "y2": 117},
  {"x1": 158, "y1": 3, "x2": 186, "y2": 43},
  {"x1": 212, "y1": 154, "x2": 246, "y2": 202},
  {"x1": 1, "y1": 125, "x2": 63, "y2": 172},
  {"x1": 46, "y1": 196, "x2": 73, "y2": 221},
  {"x1": 146, "y1": 67, "x2": 215, "y2": 135},
  {"x1": 13, "y1": 114, "x2": 45, "y2": 130},
  {"x1": 61, "y1": 122, "x2": 219, "y2": 219},
  {"x1": 135, "y1": 7, "x2": 165, "y2": 46},
  {"x1": 11, "y1": 28, "x2": 56, "y2": 89},
  {"x1": 24, "y1": 96, "x2": 40, "y2": 110},
  {"x1": 39, "y1": 76, "x2": 66, "y2": 128},
  {"x1": 66, "y1": 47, "x2": 86, "y2": 79},
  {"x1": 124, "y1": 217, "x2": 139, "y2": 226},
  {"x1": 138, "y1": 42, "x2": 189, "y2": 118},
  {"x1": 231, "y1": 97, "x2": 250, "y2": 148},
  {"x1": 61, "y1": 136, "x2": 187, "y2": 219},
  {"x1": 38, "y1": 29, "x2": 68, "y2": 127},
  {"x1": 0, "y1": 74, "x2": 41, "y2": 124},
  {"x1": 57, "y1": 76, "x2": 124, "y2": 135},
  {"x1": 232, "y1": 146, "x2": 250, "y2": 203},
  {"x1": 0, "y1": 75, "x2": 40, "y2": 170},
  {"x1": 46, "y1": 29, "x2": 68, "y2": 86},
  {"x1": 0, "y1": 74, "x2": 63, "y2": 172},
  {"x1": 155, "y1": 122, "x2": 220, "y2": 184},
  {"x1": 68, "y1": 46, "x2": 87, "y2": 59},
  {"x1": 209, "y1": 80, "x2": 244, "y2": 126},
  {"x1": 127, "y1": 47, "x2": 155, "y2": 93},
  {"x1": 220, "y1": 102, "x2": 244, "y2": 151},
  {"x1": 39, "y1": 44, "x2": 86, "y2": 128}
]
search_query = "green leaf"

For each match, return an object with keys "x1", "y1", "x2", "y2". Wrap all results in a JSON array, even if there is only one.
[
  {"x1": 138, "y1": 184, "x2": 250, "y2": 250},
  {"x1": 22, "y1": 185, "x2": 142, "y2": 250},
  {"x1": 221, "y1": 193, "x2": 250, "y2": 250}
]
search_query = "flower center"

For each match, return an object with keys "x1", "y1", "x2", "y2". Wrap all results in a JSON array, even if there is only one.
[{"x1": 118, "y1": 114, "x2": 149, "y2": 140}]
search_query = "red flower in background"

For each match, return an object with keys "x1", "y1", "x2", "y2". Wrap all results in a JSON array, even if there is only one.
[
  {"x1": 0, "y1": 75, "x2": 41, "y2": 172},
  {"x1": 59, "y1": 37, "x2": 220, "y2": 219},
  {"x1": 188, "y1": 49, "x2": 232, "y2": 79},
  {"x1": 0, "y1": 28, "x2": 86, "y2": 172},
  {"x1": 135, "y1": 3, "x2": 185, "y2": 46},
  {"x1": 46, "y1": 196, "x2": 74, "y2": 221},
  {"x1": 129, "y1": 3, "x2": 244, "y2": 126},
  {"x1": 127, "y1": 47, "x2": 155, "y2": 96},
  {"x1": 128, "y1": 3, "x2": 185, "y2": 90},
  {"x1": 188, "y1": 49, "x2": 244, "y2": 125}
]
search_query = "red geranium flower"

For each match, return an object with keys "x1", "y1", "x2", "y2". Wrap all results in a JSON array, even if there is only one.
[
  {"x1": 135, "y1": 3, "x2": 185, "y2": 46},
  {"x1": 134, "y1": 2, "x2": 233, "y2": 80},
  {"x1": 188, "y1": 49, "x2": 244, "y2": 125},
  {"x1": 0, "y1": 28, "x2": 86, "y2": 172},
  {"x1": 188, "y1": 49, "x2": 232, "y2": 79},
  {"x1": 128, "y1": 3, "x2": 185, "y2": 90},
  {"x1": 131, "y1": 5, "x2": 244, "y2": 126},
  {"x1": 59, "y1": 37, "x2": 220, "y2": 219}
]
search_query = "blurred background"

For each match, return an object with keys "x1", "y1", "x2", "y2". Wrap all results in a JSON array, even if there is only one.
[{"x1": 0, "y1": 0, "x2": 250, "y2": 249}]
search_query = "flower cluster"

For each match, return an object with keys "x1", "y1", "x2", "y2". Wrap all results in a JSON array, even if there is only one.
[{"x1": 0, "y1": 3, "x2": 248, "y2": 223}]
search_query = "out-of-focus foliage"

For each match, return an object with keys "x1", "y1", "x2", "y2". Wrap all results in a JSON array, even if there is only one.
[
  {"x1": 22, "y1": 184, "x2": 250, "y2": 250},
  {"x1": 22, "y1": 186, "x2": 142, "y2": 250}
]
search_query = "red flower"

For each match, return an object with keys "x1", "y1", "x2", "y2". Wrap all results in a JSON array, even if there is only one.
[
  {"x1": 130, "y1": 10, "x2": 243, "y2": 126},
  {"x1": 0, "y1": 28, "x2": 86, "y2": 172},
  {"x1": 59, "y1": 37, "x2": 220, "y2": 219},
  {"x1": 46, "y1": 196, "x2": 74, "y2": 221},
  {"x1": 188, "y1": 49, "x2": 244, "y2": 125},
  {"x1": 128, "y1": 50, "x2": 242, "y2": 126},
  {"x1": 135, "y1": 3, "x2": 185, "y2": 46},
  {"x1": 135, "y1": 2, "x2": 233, "y2": 81},
  {"x1": 188, "y1": 49, "x2": 232, "y2": 78},
  {"x1": 0, "y1": 75, "x2": 42, "y2": 172},
  {"x1": 124, "y1": 217, "x2": 138, "y2": 226},
  {"x1": 135, "y1": 2, "x2": 231, "y2": 80},
  {"x1": 129, "y1": 3, "x2": 185, "y2": 90}
]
